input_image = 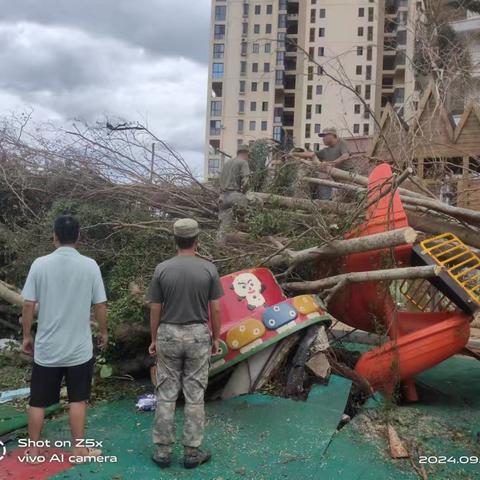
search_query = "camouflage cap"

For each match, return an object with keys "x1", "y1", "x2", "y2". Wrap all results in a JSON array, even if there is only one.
[
  {"x1": 173, "y1": 218, "x2": 200, "y2": 238},
  {"x1": 237, "y1": 144, "x2": 250, "y2": 154},
  {"x1": 319, "y1": 126, "x2": 338, "y2": 137}
]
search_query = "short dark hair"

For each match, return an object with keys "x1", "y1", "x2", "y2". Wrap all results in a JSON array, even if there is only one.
[
  {"x1": 54, "y1": 215, "x2": 80, "y2": 244},
  {"x1": 174, "y1": 235, "x2": 197, "y2": 249}
]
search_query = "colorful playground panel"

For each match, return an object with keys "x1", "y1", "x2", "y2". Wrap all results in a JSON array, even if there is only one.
[{"x1": 209, "y1": 268, "x2": 333, "y2": 376}]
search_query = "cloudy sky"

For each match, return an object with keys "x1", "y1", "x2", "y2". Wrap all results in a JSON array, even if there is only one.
[{"x1": 0, "y1": 0, "x2": 211, "y2": 174}]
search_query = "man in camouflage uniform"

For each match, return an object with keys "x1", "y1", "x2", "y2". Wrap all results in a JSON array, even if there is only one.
[
  {"x1": 217, "y1": 144, "x2": 251, "y2": 243},
  {"x1": 147, "y1": 218, "x2": 223, "y2": 469}
]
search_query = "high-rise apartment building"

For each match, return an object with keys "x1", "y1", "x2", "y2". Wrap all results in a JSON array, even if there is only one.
[{"x1": 204, "y1": 0, "x2": 421, "y2": 179}]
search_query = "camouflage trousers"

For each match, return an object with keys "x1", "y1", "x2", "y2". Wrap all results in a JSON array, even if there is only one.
[
  {"x1": 217, "y1": 191, "x2": 248, "y2": 243},
  {"x1": 153, "y1": 323, "x2": 211, "y2": 452}
]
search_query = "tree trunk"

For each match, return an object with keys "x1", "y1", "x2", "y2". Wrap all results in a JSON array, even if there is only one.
[
  {"x1": 407, "y1": 211, "x2": 480, "y2": 249},
  {"x1": 0, "y1": 280, "x2": 23, "y2": 307},
  {"x1": 283, "y1": 265, "x2": 441, "y2": 293},
  {"x1": 250, "y1": 192, "x2": 350, "y2": 215},
  {"x1": 267, "y1": 227, "x2": 417, "y2": 268}
]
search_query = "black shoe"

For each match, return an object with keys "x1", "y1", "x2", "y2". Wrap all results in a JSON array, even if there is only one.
[
  {"x1": 152, "y1": 453, "x2": 171, "y2": 469},
  {"x1": 184, "y1": 449, "x2": 211, "y2": 469}
]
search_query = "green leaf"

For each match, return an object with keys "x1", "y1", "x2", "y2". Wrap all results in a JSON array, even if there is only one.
[{"x1": 100, "y1": 364, "x2": 113, "y2": 379}]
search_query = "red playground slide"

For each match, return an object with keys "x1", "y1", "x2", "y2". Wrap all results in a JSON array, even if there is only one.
[{"x1": 329, "y1": 164, "x2": 473, "y2": 401}]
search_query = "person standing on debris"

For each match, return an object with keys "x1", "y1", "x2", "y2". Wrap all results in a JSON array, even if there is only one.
[
  {"x1": 217, "y1": 144, "x2": 251, "y2": 242},
  {"x1": 294, "y1": 127, "x2": 351, "y2": 200},
  {"x1": 147, "y1": 218, "x2": 223, "y2": 470},
  {"x1": 21, "y1": 214, "x2": 108, "y2": 461}
]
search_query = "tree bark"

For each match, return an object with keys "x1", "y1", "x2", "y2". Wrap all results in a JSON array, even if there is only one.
[
  {"x1": 250, "y1": 192, "x2": 350, "y2": 215},
  {"x1": 283, "y1": 265, "x2": 441, "y2": 293},
  {"x1": 305, "y1": 175, "x2": 480, "y2": 226},
  {"x1": 407, "y1": 211, "x2": 480, "y2": 249},
  {"x1": 0, "y1": 280, "x2": 23, "y2": 307},
  {"x1": 267, "y1": 227, "x2": 417, "y2": 268}
]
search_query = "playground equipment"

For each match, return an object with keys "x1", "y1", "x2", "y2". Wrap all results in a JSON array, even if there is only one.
[
  {"x1": 209, "y1": 268, "x2": 333, "y2": 376},
  {"x1": 330, "y1": 164, "x2": 476, "y2": 400}
]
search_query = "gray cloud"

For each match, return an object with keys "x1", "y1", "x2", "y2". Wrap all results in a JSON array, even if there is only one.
[
  {"x1": 0, "y1": 0, "x2": 211, "y2": 62},
  {"x1": 0, "y1": 1, "x2": 211, "y2": 173}
]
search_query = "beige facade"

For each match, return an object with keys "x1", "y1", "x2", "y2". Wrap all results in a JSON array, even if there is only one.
[{"x1": 204, "y1": 0, "x2": 422, "y2": 179}]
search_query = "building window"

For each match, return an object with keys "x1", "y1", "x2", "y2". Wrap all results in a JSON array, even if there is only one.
[
  {"x1": 278, "y1": 14, "x2": 287, "y2": 28},
  {"x1": 210, "y1": 120, "x2": 221, "y2": 135},
  {"x1": 240, "y1": 80, "x2": 246, "y2": 93},
  {"x1": 306, "y1": 104, "x2": 312, "y2": 119},
  {"x1": 214, "y1": 24, "x2": 225, "y2": 40},
  {"x1": 318, "y1": 47, "x2": 325, "y2": 56},
  {"x1": 261, "y1": 121, "x2": 268, "y2": 131},
  {"x1": 354, "y1": 104, "x2": 361, "y2": 114},
  {"x1": 353, "y1": 124, "x2": 360, "y2": 134},
  {"x1": 215, "y1": 5, "x2": 226, "y2": 21},
  {"x1": 275, "y1": 70, "x2": 284, "y2": 85},
  {"x1": 243, "y1": 3, "x2": 249, "y2": 16},
  {"x1": 263, "y1": 81, "x2": 270, "y2": 92},
  {"x1": 316, "y1": 85, "x2": 323, "y2": 95},
  {"x1": 265, "y1": 43, "x2": 271, "y2": 53},
  {"x1": 266, "y1": 24, "x2": 272, "y2": 33},
  {"x1": 210, "y1": 100, "x2": 222, "y2": 116},
  {"x1": 314, "y1": 123, "x2": 321, "y2": 134},
  {"x1": 276, "y1": 51, "x2": 285, "y2": 65},
  {"x1": 367, "y1": 46, "x2": 373, "y2": 61},
  {"x1": 255, "y1": 5, "x2": 261, "y2": 14},
  {"x1": 253, "y1": 43, "x2": 259, "y2": 54},
  {"x1": 249, "y1": 121, "x2": 256, "y2": 131},
  {"x1": 266, "y1": 4, "x2": 273, "y2": 14},
  {"x1": 212, "y1": 82, "x2": 222, "y2": 97},
  {"x1": 240, "y1": 61, "x2": 247, "y2": 74},
  {"x1": 319, "y1": 28, "x2": 325, "y2": 37},
  {"x1": 363, "y1": 124, "x2": 370, "y2": 135},
  {"x1": 319, "y1": 8, "x2": 326, "y2": 18},
  {"x1": 365, "y1": 85, "x2": 371, "y2": 99},
  {"x1": 252, "y1": 63, "x2": 258, "y2": 72},
  {"x1": 277, "y1": 32, "x2": 286, "y2": 49},
  {"x1": 238, "y1": 100, "x2": 245, "y2": 113},
  {"x1": 310, "y1": 9, "x2": 316, "y2": 23},
  {"x1": 238, "y1": 119, "x2": 244, "y2": 132},
  {"x1": 309, "y1": 28, "x2": 315, "y2": 43},
  {"x1": 264, "y1": 62, "x2": 270, "y2": 72},
  {"x1": 242, "y1": 22, "x2": 248, "y2": 35},
  {"x1": 355, "y1": 85, "x2": 361, "y2": 95},
  {"x1": 208, "y1": 158, "x2": 220, "y2": 175},
  {"x1": 358, "y1": 7, "x2": 365, "y2": 17},
  {"x1": 358, "y1": 27, "x2": 364, "y2": 36},
  {"x1": 357, "y1": 46, "x2": 363, "y2": 56},
  {"x1": 250, "y1": 101, "x2": 257, "y2": 112},
  {"x1": 367, "y1": 26, "x2": 373, "y2": 41},
  {"x1": 213, "y1": 44, "x2": 225, "y2": 59},
  {"x1": 262, "y1": 101, "x2": 268, "y2": 111},
  {"x1": 273, "y1": 126, "x2": 282, "y2": 141},
  {"x1": 307, "y1": 85, "x2": 313, "y2": 100},
  {"x1": 366, "y1": 65, "x2": 372, "y2": 80},
  {"x1": 251, "y1": 82, "x2": 258, "y2": 91},
  {"x1": 212, "y1": 63, "x2": 224, "y2": 79},
  {"x1": 241, "y1": 42, "x2": 247, "y2": 56},
  {"x1": 356, "y1": 65, "x2": 362, "y2": 75},
  {"x1": 305, "y1": 123, "x2": 311, "y2": 138},
  {"x1": 274, "y1": 107, "x2": 282, "y2": 123},
  {"x1": 308, "y1": 66, "x2": 314, "y2": 81},
  {"x1": 315, "y1": 104, "x2": 322, "y2": 114},
  {"x1": 368, "y1": 7, "x2": 374, "y2": 22},
  {"x1": 254, "y1": 24, "x2": 260, "y2": 34}
]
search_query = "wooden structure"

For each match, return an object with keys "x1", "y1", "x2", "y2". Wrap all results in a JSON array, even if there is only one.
[{"x1": 370, "y1": 83, "x2": 480, "y2": 210}]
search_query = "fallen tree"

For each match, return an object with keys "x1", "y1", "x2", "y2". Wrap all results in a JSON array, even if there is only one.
[{"x1": 283, "y1": 265, "x2": 442, "y2": 293}]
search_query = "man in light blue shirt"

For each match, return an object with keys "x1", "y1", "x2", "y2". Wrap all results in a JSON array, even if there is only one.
[{"x1": 22, "y1": 215, "x2": 108, "y2": 461}]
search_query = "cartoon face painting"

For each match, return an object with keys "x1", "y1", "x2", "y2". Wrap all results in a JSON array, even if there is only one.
[
  {"x1": 293, "y1": 295, "x2": 320, "y2": 315},
  {"x1": 263, "y1": 303, "x2": 298, "y2": 330},
  {"x1": 231, "y1": 272, "x2": 266, "y2": 310}
]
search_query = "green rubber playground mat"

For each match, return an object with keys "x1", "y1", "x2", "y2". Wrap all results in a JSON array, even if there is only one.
[{"x1": 46, "y1": 375, "x2": 352, "y2": 479}]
